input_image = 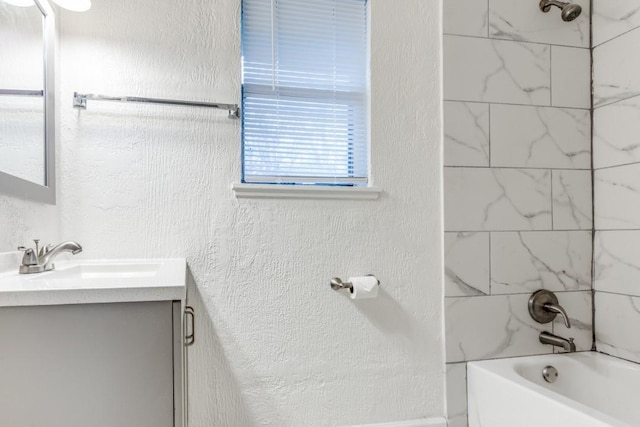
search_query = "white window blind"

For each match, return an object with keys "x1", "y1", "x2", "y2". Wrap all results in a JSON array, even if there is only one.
[{"x1": 241, "y1": 0, "x2": 369, "y2": 186}]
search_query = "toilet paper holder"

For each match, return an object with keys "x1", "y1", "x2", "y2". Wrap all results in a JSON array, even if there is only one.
[{"x1": 330, "y1": 275, "x2": 380, "y2": 292}]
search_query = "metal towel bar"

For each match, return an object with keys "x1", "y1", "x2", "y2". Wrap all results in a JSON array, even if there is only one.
[
  {"x1": 72, "y1": 92, "x2": 240, "y2": 119},
  {"x1": 0, "y1": 89, "x2": 44, "y2": 97}
]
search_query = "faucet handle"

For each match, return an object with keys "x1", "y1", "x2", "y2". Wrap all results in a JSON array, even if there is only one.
[
  {"x1": 543, "y1": 302, "x2": 571, "y2": 328},
  {"x1": 17, "y1": 239, "x2": 42, "y2": 266},
  {"x1": 528, "y1": 289, "x2": 571, "y2": 327},
  {"x1": 17, "y1": 247, "x2": 38, "y2": 266}
]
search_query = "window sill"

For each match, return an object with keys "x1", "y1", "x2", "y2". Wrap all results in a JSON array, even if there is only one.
[{"x1": 232, "y1": 183, "x2": 382, "y2": 200}]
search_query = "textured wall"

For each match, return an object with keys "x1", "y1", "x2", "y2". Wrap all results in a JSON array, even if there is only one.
[
  {"x1": 593, "y1": 0, "x2": 640, "y2": 364},
  {"x1": 0, "y1": 0, "x2": 448, "y2": 426},
  {"x1": 442, "y1": 0, "x2": 593, "y2": 425}
]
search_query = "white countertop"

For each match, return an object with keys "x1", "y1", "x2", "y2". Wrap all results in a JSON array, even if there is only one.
[{"x1": 0, "y1": 253, "x2": 186, "y2": 307}]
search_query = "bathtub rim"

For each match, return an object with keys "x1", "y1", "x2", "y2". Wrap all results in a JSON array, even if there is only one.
[{"x1": 468, "y1": 351, "x2": 634, "y2": 427}]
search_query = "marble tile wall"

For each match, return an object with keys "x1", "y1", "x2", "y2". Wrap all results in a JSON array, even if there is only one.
[
  {"x1": 444, "y1": 0, "x2": 592, "y2": 425},
  {"x1": 593, "y1": 0, "x2": 640, "y2": 365}
]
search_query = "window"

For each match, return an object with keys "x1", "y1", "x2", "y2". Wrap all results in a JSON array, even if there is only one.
[{"x1": 241, "y1": 0, "x2": 369, "y2": 186}]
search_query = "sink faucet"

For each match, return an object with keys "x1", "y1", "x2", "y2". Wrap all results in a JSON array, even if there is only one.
[
  {"x1": 18, "y1": 240, "x2": 83, "y2": 274},
  {"x1": 540, "y1": 331, "x2": 576, "y2": 352}
]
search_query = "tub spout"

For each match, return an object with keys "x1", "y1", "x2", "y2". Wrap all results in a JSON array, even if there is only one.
[{"x1": 540, "y1": 331, "x2": 576, "y2": 352}]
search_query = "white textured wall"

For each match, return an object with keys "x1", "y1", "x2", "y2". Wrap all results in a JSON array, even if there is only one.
[{"x1": 21, "y1": 0, "x2": 449, "y2": 426}]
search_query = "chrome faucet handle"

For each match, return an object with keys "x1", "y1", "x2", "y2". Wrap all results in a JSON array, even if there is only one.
[
  {"x1": 528, "y1": 290, "x2": 572, "y2": 328},
  {"x1": 17, "y1": 246, "x2": 38, "y2": 266},
  {"x1": 17, "y1": 239, "x2": 43, "y2": 266},
  {"x1": 543, "y1": 302, "x2": 571, "y2": 328}
]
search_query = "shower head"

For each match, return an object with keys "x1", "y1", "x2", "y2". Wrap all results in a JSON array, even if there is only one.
[
  {"x1": 560, "y1": 3, "x2": 582, "y2": 21},
  {"x1": 539, "y1": 0, "x2": 582, "y2": 22}
]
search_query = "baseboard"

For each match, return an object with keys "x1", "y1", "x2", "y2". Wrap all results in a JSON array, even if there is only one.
[{"x1": 346, "y1": 417, "x2": 447, "y2": 427}]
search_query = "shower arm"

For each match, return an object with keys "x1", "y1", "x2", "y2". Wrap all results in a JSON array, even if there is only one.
[{"x1": 540, "y1": 0, "x2": 569, "y2": 11}]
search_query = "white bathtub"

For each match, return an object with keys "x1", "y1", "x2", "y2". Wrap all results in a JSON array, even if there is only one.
[{"x1": 468, "y1": 352, "x2": 640, "y2": 427}]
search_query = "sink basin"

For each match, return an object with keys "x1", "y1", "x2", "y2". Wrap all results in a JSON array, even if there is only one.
[
  {"x1": 32, "y1": 262, "x2": 162, "y2": 280},
  {"x1": 0, "y1": 255, "x2": 186, "y2": 307}
]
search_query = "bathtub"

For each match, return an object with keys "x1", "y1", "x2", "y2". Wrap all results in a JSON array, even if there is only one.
[{"x1": 467, "y1": 352, "x2": 640, "y2": 427}]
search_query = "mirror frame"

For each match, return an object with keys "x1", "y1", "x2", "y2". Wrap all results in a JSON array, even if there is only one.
[{"x1": 0, "y1": 0, "x2": 55, "y2": 204}]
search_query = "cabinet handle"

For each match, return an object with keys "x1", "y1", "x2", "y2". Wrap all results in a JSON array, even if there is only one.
[{"x1": 184, "y1": 306, "x2": 195, "y2": 346}]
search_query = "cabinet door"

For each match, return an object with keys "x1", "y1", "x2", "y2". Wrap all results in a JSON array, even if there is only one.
[{"x1": 0, "y1": 301, "x2": 174, "y2": 427}]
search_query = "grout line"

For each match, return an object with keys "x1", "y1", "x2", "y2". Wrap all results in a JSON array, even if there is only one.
[
  {"x1": 595, "y1": 290, "x2": 640, "y2": 298},
  {"x1": 589, "y1": 0, "x2": 597, "y2": 351},
  {"x1": 594, "y1": 161, "x2": 640, "y2": 171},
  {"x1": 488, "y1": 104, "x2": 492, "y2": 167},
  {"x1": 550, "y1": 45, "x2": 554, "y2": 106},
  {"x1": 443, "y1": 32, "x2": 590, "y2": 49},
  {"x1": 445, "y1": 289, "x2": 592, "y2": 299},
  {"x1": 592, "y1": 228, "x2": 640, "y2": 232},
  {"x1": 488, "y1": 232, "x2": 492, "y2": 295},
  {"x1": 444, "y1": 229, "x2": 592, "y2": 233},
  {"x1": 443, "y1": 98, "x2": 590, "y2": 111},
  {"x1": 593, "y1": 350, "x2": 640, "y2": 366},
  {"x1": 551, "y1": 170, "x2": 555, "y2": 230},
  {"x1": 592, "y1": 22, "x2": 640, "y2": 49},
  {"x1": 448, "y1": 349, "x2": 589, "y2": 365},
  {"x1": 443, "y1": 165, "x2": 590, "y2": 171},
  {"x1": 593, "y1": 92, "x2": 640, "y2": 109}
]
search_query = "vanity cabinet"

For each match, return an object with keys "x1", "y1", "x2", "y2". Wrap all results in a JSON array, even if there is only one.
[{"x1": 0, "y1": 300, "x2": 183, "y2": 427}]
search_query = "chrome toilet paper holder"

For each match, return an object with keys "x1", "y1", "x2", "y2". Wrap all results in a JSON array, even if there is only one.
[{"x1": 330, "y1": 275, "x2": 380, "y2": 292}]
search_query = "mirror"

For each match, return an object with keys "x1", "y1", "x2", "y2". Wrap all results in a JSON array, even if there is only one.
[{"x1": 0, "y1": 0, "x2": 55, "y2": 204}]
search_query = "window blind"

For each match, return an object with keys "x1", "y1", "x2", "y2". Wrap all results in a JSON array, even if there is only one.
[{"x1": 241, "y1": 0, "x2": 369, "y2": 186}]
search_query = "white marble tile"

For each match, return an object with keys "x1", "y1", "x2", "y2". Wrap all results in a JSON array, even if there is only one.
[
  {"x1": 594, "y1": 163, "x2": 640, "y2": 229},
  {"x1": 551, "y1": 47, "x2": 591, "y2": 109},
  {"x1": 491, "y1": 231, "x2": 592, "y2": 295},
  {"x1": 593, "y1": 0, "x2": 640, "y2": 46},
  {"x1": 489, "y1": 0, "x2": 589, "y2": 48},
  {"x1": 594, "y1": 27, "x2": 640, "y2": 107},
  {"x1": 444, "y1": 36, "x2": 551, "y2": 105},
  {"x1": 490, "y1": 105, "x2": 590, "y2": 169},
  {"x1": 446, "y1": 294, "x2": 551, "y2": 363},
  {"x1": 552, "y1": 170, "x2": 592, "y2": 230},
  {"x1": 594, "y1": 94, "x2": 640, "y2": 169},
  {"x1": 552, "y1": 291, "x2": 592, "y2": 352},
  {"x1": 444, "y1": 168, "x2": 552, "y2": 231},
  {"x1": 595, "y1": 230, "x2": 640, "y2": 296},
  {"x1": 444, "y1": 0, "x2": 489, "y2": 37},
  {"x1": 446, "y1": 363, "x2": 468, "y2": 427},
  {"x1": 595, "y1": 292, "x2": 640, "y2": 364},
  {"x1": 445, "y1": 232, "x2": 490, "y2": 297},
  {"x1": 444, "y1": 102, "x2": 490, "y2": 167}
]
